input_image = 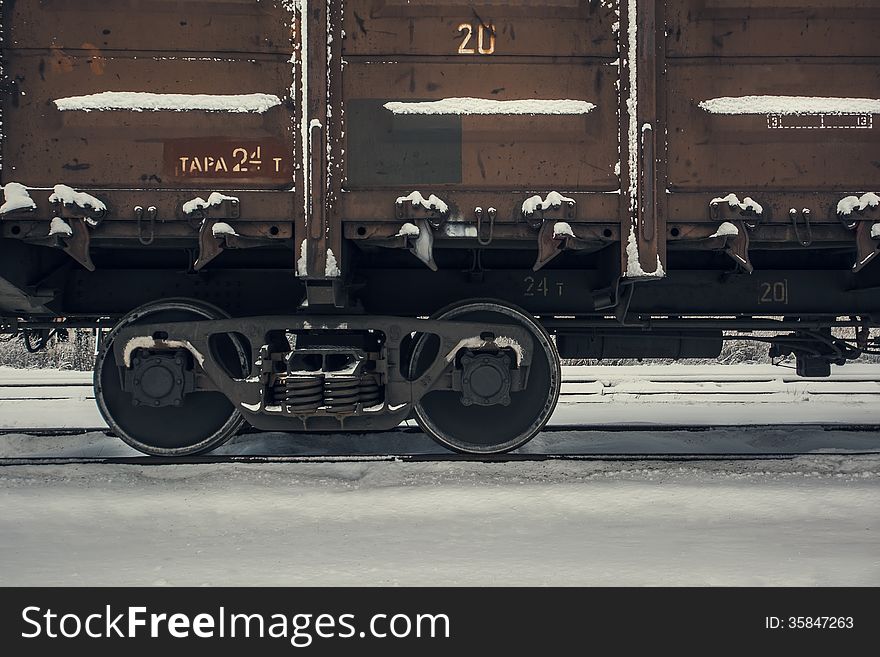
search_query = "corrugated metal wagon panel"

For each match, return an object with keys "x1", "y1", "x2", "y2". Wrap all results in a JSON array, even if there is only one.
[
  {"x1": 667, "y1": 61, "x2": 880, "y2": 192},
  {"x1": 2, "y1": 0, "x2": 298, "y2": 191},
  {"x1": 339, "y1": 0, "x2": 623, "y2": 216},
  {"x1": 666, "y1": 0, "x2": 880, "y2": 58},
  {"x1": 6, "y1": 0, "x2": 294, "y2": 53},
  {"x1": 4, "y1": 53, "x2": 295, "y2": 189},
  {"x1": 665, "y1": 0, "x2": 880, "y2": 226}
]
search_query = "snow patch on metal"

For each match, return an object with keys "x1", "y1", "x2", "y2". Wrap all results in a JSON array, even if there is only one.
[
  {"x1": 625, "y1": 0, "x2": 639, "y2": 214},
  {"x1": 211, "y1": 222, "x2": 238, "y2": 237},
  {"x1": 521, "y1": 191, "x2": 575, "y2": 216},
  {"x1": 396, "y1": 191, "x2": 449, "y2": 215},
  {"x1": 48, "y1": 217, "x2": 73, "y2": 237},
  {"x1": 699, "y1": 96, "x2": 880, "y2": 116},
  {"x1": 384, "y1": 98, "x2": 596, "y2": 116},
  {"x1": 54, "y1": 92, "x2": 282, "y2": 113},
  {"x1": 625, "y1": 226, "x2": 665, "y2": 279},
  {"x1": 445, "y1": 336, "x2": 524, "y2": 365},
  {"x1": 709, "y1": 222, "x2": 739, "y2": 238},
  {"x1": 711, "y1": 193, "x2": 763, "y2": 216},
  {"x1": 395, "y1": 223, "x2": 420, "y2": 238},
  {"x1": 121, "y1": 337, "x2": 206, "y2": 368},
  {"x1": 0, "y1": 182, "x2": 36, "y2": 214},
  {"x1": 182, "y1": 192, "x2": 238, "y2": 215},
  {"x1": 553, "y1": 222, "x2": 576, "y2": 238},
  {"x1": 49, "y1": 185, "x2": 106, "y2": 212},
  {"x1": 297, "y1": 240, "x2": 308, "y2": 277},
  {"x1": 837, "y1": 192, "x2": 880, "y2": 216},
  {"x1": 325, "y1": 249, "x2": 340, "y2": 277}
]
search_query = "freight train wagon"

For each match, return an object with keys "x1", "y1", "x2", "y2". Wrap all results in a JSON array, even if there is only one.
[{"x1": 1, "y1": 0, "x2": 879, "y2": 455}]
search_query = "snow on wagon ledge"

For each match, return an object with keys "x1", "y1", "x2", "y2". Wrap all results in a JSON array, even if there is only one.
[
  {"x1": 384, "y1": 98, "x2": 596, "y2": 116},
  {"x1": 699, "y1": 96, "x2": 880, "y2": 116},
  {"x1": 54, "y1": 92, "x2": 283, "y2": 113}
]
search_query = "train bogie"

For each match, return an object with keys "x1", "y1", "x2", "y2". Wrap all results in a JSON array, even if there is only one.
[{"x1": 2, "y1": 1, "x2": 879, "y2": 453}]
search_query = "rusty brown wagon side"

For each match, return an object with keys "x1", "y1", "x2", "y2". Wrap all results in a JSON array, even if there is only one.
[{"x1": 1, "y1": 1, "x2": 879, "y2": 455}]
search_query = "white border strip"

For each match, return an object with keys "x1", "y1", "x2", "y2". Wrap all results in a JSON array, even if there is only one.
[
  {"x1": 699, "y1": 96, "x2": 880, "y2": 116},
  {"x1": 54, "y1": 92, "x2": 282, "y2": 113},
  {"x1": 384, "y1": 98, "x2": 596, "y2": 116}
]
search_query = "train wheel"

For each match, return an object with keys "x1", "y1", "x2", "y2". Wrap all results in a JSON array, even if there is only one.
[
  {"x1": 94, "y1": 299, "x2": 246, "y2": 456},
  {"x1": 409, "y1": 300, "x2": 561, "y2": 454}
]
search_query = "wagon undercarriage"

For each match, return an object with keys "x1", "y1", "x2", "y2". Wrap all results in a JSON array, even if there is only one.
[{"x1": 2, "y1": 0, "x2": 879, "y2": 454}]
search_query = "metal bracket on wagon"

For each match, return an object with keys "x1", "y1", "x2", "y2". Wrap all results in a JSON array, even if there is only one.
[
  {"x1": 703, "y1": 220, "x2": 753, "y2": 274},
  {"x1": 181, "y1": 192, "x2": 241, "y2": 223},
  {"x1": 49, "y1": 184, "x2": 107, "y2": 227},
  {"x1": 533, "y1": 220, "x2": 598, "y2": 271},
  {"x1": 395, "y1": 191, "x2": 449, "y2": 229},
  {"x1": 395, "y1": 219, "x2": 437, "y2": 271},
  {"x1": 708, "y1": 194, "x2": 764, "y2": 273},
  {"x1": 521, "y1": 192, "x2": 576, "y2": 230},
  {"x1": 193, "y1": 218, "x2": 274, "y2": 271},
  {"x1": 836, "y1": 193, "x2": 880, "y2": 272},
  {"x1": 709, "y1": 193, "x2": 763, "y2": 230},
  {"x1": 29, "y1": 216, "x2": 96, "y2": 271}
]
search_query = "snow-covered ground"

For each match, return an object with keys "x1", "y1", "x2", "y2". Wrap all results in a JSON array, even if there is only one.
[
  {"x1": 0, "y1": 457, "x2": 877, "y2": 586},
  {"x1": 0, "y1": 365, "x2": 878, "y2": 586}
]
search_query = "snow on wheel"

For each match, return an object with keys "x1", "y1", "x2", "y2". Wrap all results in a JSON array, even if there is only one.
[
  {"x1": 94, "y1": 299, "x2": 246, "y2": 456},
  {"x1": 408, "y1": 300, "x2": 561, "y2": 454}
]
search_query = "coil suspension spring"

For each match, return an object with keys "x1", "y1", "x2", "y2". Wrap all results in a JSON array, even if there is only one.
[
  {"x1": 358, "y1": 376, "x2": 382, "y2": 407},
  {"x1": 272, "y1": 375, "x2": 324, "y2": 414},
  {"x1": 323, "y1": 377, "x2": 361, "y2": 414}
]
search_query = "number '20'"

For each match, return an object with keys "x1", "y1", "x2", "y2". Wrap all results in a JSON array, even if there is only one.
[{"x1": 458, "y1": 22, "x2": 496, "y2": 55}]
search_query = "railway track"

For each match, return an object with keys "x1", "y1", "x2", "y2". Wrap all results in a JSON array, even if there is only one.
[
  {"x1": 1, "y1": 423, "x2": 878, "y2": 466},
  {"x1": 4, "y1": 450, "x2": 880, "y2": 467},
  {"x1": 0, "y1": 366, "x2": 877, "y2": 464}
]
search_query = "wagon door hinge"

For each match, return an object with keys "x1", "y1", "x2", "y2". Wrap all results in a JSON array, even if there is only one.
[{"x1": 837, "y1": 193, "x2": 880, "y2": 273}]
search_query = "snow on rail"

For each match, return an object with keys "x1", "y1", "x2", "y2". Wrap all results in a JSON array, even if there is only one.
[{"x1": 54, "y1": 92, "x2": 282, "y2": 113}]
